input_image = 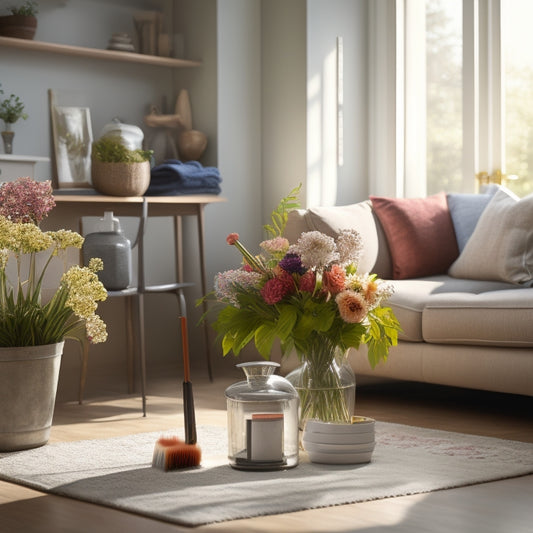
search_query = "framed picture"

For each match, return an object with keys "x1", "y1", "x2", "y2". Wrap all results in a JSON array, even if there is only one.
[{"x1": 49, "y1": 90, "x2": 93, "y2": 189}]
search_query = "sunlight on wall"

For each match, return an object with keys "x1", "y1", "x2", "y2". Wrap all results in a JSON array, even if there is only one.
[{"x1": 307, "y1": 46, "x2": 339, "y2": 207}]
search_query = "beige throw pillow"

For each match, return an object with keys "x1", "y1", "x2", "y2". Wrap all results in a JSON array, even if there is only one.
[{"x1": 448, "y1": 187, "x2": 533, "y2": 285}]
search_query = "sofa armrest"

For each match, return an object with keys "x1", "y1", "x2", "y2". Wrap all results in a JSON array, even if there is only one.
[{"x1": 285, "y1": 201, "x2": 392, "y2": 278}]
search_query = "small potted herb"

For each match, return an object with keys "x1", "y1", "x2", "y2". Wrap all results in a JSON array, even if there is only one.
[
  {"x1": 0, "y1": 84, "x2": 28, "y2": 154},
  {"x1": 0, "y1": 1, "x2": 39, "y2": 40}
]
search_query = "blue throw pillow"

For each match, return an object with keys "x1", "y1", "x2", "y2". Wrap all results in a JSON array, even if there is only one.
[{"x1": 447, "y1": 187, "x2": 498, "y2": 251}]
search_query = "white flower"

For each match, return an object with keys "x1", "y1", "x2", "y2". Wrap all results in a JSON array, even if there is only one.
[
  {"x1": 296, "y1": 231, "x2": 339, "y2": 269},
  {"x1": 214, "y1": 269, "x2": 263, "y2": 307},
  {"x1": 336, "y1": 229, "x2": 363, "y2": 266}
]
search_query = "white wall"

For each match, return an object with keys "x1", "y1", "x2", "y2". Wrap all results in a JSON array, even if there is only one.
[
  {"x1": 307, "y1": 0, "x2": 369, "y2": 206},
  {"x1": 260, "y1": 0, "x2": 369, "y2": 215},
  {"x1": 261, "y1": 0, "x2": 307, "y2": 222}
]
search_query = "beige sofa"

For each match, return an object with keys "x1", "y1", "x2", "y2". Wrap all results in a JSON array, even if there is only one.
[{"x1": 283, "y1": 187, "x2": 533, "y2": 397}]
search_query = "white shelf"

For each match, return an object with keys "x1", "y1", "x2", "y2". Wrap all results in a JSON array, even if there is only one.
[
  {"x1": 0, "y1": 154, "x2": 50, "y2": 162},
  {"x1": 0, "y1": 36, "x2": 202, "y2": 68}
]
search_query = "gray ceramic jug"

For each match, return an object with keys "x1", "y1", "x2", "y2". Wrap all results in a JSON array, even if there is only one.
[{"x1": 82, "y1": 211, "x2": 132, "y2": 291}]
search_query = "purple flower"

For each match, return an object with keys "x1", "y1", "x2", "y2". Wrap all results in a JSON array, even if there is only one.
[{"x1": 279, "y1": 253, "x2": 307, "y2": 275}]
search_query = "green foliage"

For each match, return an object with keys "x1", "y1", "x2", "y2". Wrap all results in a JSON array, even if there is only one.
[
  {"x1": 9, "y1": 1, "x2": 38, "y2": 16},
  {"x1": 362, "y1": 306, "x2": 401, "y2": 368},
  {"x1": 91, "y1": 135, "x2": 153, "y2": 163},
  {"x1": 0, "y1": 85, "x2": 27, "y2": 128},
  {"x1": 208, "y1": 281, "x2": 400, "y2": 369},
  {"x1": 263, "y1": 184, "x2": 302, "y2": 238}
]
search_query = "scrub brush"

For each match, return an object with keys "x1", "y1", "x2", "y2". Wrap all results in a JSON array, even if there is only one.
[{"x1": 152, "y1": 316, "x2": 201, "y2": 470}]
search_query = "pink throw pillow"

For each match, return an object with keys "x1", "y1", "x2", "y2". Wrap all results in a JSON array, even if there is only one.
[{"x1": 370, "y1": 192, "x2": 459, "y2": 279}]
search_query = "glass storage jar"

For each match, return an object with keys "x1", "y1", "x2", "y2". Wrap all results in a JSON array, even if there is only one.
[{"x1": 225, "y1": 361, "x2": 299, "y2": 470}]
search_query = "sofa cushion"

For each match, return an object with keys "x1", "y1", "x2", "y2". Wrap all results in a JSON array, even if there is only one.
[
  {"x1": 285, "y1": 201, "x2": 393, "y2": 278},
  {"x1": 370, "y1": 193, "x2": 459, "y2": 280},
  {"x1": 446, "y1": 189, "x2": 496, "y2": 252},
  {"x1": 422, "y1": 289, "x2": 533, "y2": 347},
  {"x1": 448, "y1": 187, "x2": 533, "y2": 285},
  {"x1": 388, "y1": 275, "x2": 521, "y2": 343}
]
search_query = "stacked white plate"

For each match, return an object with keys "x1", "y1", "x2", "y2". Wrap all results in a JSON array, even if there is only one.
[{"x1": 302, "y1": 417, "x2": 375, "y2": 464}]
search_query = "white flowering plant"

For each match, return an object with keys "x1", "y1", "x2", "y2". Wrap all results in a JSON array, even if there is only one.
[
  {"x1": 204, "y1": 186, "x2": 400, "y2": 370},
  {"x1": 0, "y1": 177, "x2": 107, "y2": 347}
]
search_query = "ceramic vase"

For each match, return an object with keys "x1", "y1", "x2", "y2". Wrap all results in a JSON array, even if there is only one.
[{"x1": 0, "y1": 342, "x2": 64, "y2": 451}]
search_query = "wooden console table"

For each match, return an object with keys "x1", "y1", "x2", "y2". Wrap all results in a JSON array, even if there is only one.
[{"x1": 48, "y1": 193, "x2": 226, "y2": 381}]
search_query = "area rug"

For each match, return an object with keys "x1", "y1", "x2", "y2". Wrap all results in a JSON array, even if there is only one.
[{"x1": 1, "y1": 422, "x2": 532, "y2": 527}]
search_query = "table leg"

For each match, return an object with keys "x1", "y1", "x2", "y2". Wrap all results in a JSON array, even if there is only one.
[{"x1": 196, "y1": 205, "x2": 213, "y2": 381}]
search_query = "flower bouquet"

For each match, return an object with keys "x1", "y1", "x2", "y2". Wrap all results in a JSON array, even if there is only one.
[
  {"x1": 0, "y1": 177, "x2": 107, "y2": 347},
  {"x1": 203, "y1": 186, "x2": 401, "y2": 424}
]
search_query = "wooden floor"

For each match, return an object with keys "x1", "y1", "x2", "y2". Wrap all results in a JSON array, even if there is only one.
[{"x1": 1, "y1": 367, "x2": 532, "y2": 533}]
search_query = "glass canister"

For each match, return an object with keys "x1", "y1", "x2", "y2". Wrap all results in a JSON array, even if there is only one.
[{"x1": 225, "y1": 361, "x2": 299, "y2": 470}]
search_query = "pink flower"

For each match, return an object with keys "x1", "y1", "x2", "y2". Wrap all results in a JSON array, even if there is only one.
[
  {"x1": 0, "y1": 177, "x2": 55, "y2": 224},
  {"x1": 336, "y1": 290, "x2": 368, "y2": 323},
  {"x1": 226, "y1": 233, "x2": 239, "y2": 245},
  {"x1": 322, "y1": 264, "x2": 346, "y2": 294},
  {"x1": 261, "y1": 271, "x2": 295, "y2": 305},
  {"x1": 298, "y1": 270, "x2": 316, "y2": 293},
  {"x1": 260, "y1": 237, "x2": 290, "y2": 255}
]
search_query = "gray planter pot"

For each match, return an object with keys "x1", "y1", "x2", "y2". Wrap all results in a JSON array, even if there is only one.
[{"x1": 0, "y1": 342, "x2": 64, "y2": 452}]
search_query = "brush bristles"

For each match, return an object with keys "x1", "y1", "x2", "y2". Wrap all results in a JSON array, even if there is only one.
[{"x1": 152, "y1": 436, "x2": 202, "y2": 471}]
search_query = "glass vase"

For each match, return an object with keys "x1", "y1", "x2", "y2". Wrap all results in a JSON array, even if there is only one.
[
  {"x1": 286, "y1": 344, "x2": 355, "y2": 430},
  {"x1": 2, "y1": 131, "x2": 14, "y2": 154}
]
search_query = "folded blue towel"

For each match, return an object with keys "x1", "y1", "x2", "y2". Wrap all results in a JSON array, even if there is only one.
[{"x1": 146, "y1": 160, "x2": 222, "y2": 196}]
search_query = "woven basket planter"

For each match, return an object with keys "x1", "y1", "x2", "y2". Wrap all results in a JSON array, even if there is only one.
[
  {"x1": 0, "y1": 15, "x2": 37, "y2": 40},
  {"x1": 91, "y1": 160, "x2": 150, "y2": 197}
]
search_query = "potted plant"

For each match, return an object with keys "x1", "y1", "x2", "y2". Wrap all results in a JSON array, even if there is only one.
[
  {"x1": 0, "y1": 84, "x2": 28, "y2": 154},
  {"x1": 91, "y1": 134, "x2": 153, "y2": 196},
  {"x1": 0, "y1": 1, "x2": 39, "y2": 40},
  {"x1": 0, "y1": 177, "x2": 108, "y2": 451}
]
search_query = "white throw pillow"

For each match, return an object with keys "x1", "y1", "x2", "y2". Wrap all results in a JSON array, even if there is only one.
[{"x1": 448, "y1": 187, "x2": 533, "y2": 285}]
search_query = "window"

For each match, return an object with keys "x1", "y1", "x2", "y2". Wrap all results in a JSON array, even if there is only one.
[
  {"x1": 503, "y1": 0, "x2": 533, "y2": 197},
  {"x1": 369, "y1": 0, "x2": 533, "y2": 198},
  {"x1": 426, "y1": 0, "x2": 463, "y2": 195},
  {"x1": 423, "y1": 0, "x2": 532, "y2": 196}
]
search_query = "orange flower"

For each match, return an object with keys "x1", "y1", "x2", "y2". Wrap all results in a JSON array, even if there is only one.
[
  {"x1": 322, "y1": 264, "x2": 346, "y2": 294},
  {"x1": 335, "y1": 290, "x2": 368, "y2": 323}
]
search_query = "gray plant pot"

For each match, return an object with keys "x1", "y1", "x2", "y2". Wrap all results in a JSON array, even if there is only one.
[{"x1": 0, "y1": 342, "x2": 64, "y2": 452}]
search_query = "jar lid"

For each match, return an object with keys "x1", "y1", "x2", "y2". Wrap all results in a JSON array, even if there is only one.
[{"x1": 225, "y1": 361, "x2": 298, "y2": 401}]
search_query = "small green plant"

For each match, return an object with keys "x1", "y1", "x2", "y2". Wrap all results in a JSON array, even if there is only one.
[
  {"x1": 0, "y1": 84, "x2": 28, "y2": 129},
  {"x1": 9, "y1": 0, "x2": 38, "y2": 17},
  {"x1": 91, "y1": 135, "x2": 152, "y2": 163}
]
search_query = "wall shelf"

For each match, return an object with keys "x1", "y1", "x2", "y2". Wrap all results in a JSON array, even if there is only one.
[{"x1": 0, "y1": 36, "x2": 202, "y2": 68}]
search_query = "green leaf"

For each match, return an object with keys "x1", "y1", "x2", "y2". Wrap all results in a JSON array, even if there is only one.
[
  {"x1": 275, "y1": 304, "x2": 298, "y2": 340},
  {"x1": 254, "y1": 322, "x2": 277, "y2": 358},
  {"x1": 263, "y1": 184, "x2": 302, "y2": 238}
]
